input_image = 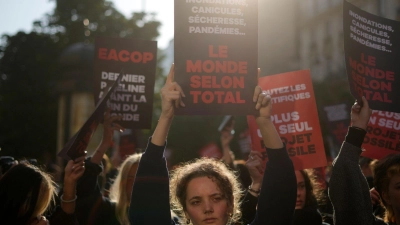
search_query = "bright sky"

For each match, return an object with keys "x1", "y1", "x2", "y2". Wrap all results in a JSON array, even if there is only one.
[{"x1": 0, "y1": 0, "x2": 174, "y2": 49}]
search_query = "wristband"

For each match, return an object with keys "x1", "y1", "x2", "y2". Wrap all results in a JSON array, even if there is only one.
[
  {"x1": 60, "y1": 194, "x2": 77, "y2": 203},
  {"x1": 248, "y1": 185, "x2": 261, "y2": 195}
]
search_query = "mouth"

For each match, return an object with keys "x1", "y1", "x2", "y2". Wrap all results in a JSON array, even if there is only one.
[{"x1": 203, "y1": 218, "x2": 217, "y2": 223}]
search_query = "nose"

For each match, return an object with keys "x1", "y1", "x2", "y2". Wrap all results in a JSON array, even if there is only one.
[{"x1": 203, "y1": 200, "x2": 214, "y2": 214}]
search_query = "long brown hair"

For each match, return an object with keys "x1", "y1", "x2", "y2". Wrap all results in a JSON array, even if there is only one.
[{"x1": 374, "y1": 154, "x2": 400, "y2": 223}]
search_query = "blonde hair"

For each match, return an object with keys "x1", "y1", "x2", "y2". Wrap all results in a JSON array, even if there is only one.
[
  {"x1": 109, "y1": 153, "x2": 142, "y2": 225},
  {"x1": 170, "y1": 158, "x2": 243, "y2": 225},
  {"x1": 0, "y1": 163, "x2": 56, "y2": 224},
  {"x1": 32, "y1": 171, "x2": 57, "y2": 217}
]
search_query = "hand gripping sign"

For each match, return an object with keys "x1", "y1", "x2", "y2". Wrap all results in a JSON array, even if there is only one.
[{"x1": 247, "y1": 70, "x2": 327, "y2": 170}]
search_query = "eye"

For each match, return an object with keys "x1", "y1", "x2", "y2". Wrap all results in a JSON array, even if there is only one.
[
  {"x1": 213, "y1": 196, "x2": 222, "y2": 202},
  {"x1": 190, "y1": 200, "x2": 200, "y2": 206}
]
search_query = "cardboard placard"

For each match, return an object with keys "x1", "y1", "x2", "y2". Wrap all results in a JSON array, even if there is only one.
[
  {"x1": 174, "y1": 0, "x2": 258, "y2": 115},
  {"x1": 362, "y1": 110, "x2": 400, "y2": 159},
  {"x1": 247, "y1": 70, "x2": 326, "y2": 170},
  {"x1": 94, "y1": 37, "x2": 157, "y2": 129},
  {"x1": 58, "y1": 73, "x2": 123, "y2": 160},
  {"x1": 344, "y1": 0, "x2": 400, "y2": 113}
]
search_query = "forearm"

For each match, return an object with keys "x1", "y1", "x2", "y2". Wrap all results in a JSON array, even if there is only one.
[
  {"x1": 91, "y1": 142, "x2": 109, "y2": 164},
  {"x1": 256, "y1": 118, "x2": 283, "y2": 149},
  {"x1": 61, "y1": 180, "x2": 77, "y2": 214},
  {"x1": 151, "y1": 117, "x2": 173, "y2": 146},
  {"x1": 129, "y1": 139, "x2": 172, "y2": 224},
  {"x1": 253, "y1": 146, "x2": 296, "y2": 225}
]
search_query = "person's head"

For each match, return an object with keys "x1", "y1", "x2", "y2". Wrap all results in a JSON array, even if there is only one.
[
  {"x1": 170, "y1": 158, "x2": 242, "y2": 225},
  {"x1": 109, "y1": 153, "x2": 141, "y2": 225},
  {"x1": 0, "y1": 163, "x2": 56, "y2": 224},
  {"x1": 374, "y1": 154, "x2": 400, "y2": 223},
  {"x1": 295, "y1": 170, "x2": 322, "y2": 210}
]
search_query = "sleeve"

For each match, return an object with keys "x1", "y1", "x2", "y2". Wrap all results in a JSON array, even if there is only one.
[
  {"x1": 328, "y1": 127, "x2": 379, "y2": 225},
  {"x1": 251, "y1": 146, "x2": 297, "y2": 225},
  {"x1": 129, "y1": 138, "x2": 174, "y2": 225},
  {"x1": 240, "y1": 191, "x2": 258, "y2": 224},
  {"x1": 48, "y1": 206, "x2": 78, "y2": 225},
  {"x1": 74, "y1": 159, "x2": 115, "y2": 225}
]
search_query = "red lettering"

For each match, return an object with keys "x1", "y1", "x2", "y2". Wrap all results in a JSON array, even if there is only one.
[
  {"x1": 202, "y1": 91, "x2": 214, "y2": 103},
  {"x1": 214, "y1": 91, "x2": 224, "y2": 103},
  {"x1": 187, "y1": 60, "x2": 202, "y2": 73},
  {"x1": 209, "y1": 45, "x2": 218, "y2": 58},
  {"x1": 224, "y1": 92, "x2": 235, "y2": 103},
  {"x1": 202, "y1": 76, "x2": 212, "y2": 88},
  {"x1": 191, "y1": 91, "x2": 201, "y2": 103},
  {"x1": 219, "y1": 46, "x2": 228, "y2": 58},
  {"x1": 108, "y1": 49, "x2": 118, "y2": 61},
  {"x1": 118, "y1": 50, "x2": 130, "y2": 62},
  {"x1": 361, "y1": 53, "x2": 376, "y2": 66},
  {"x1": 185, "y1": 60, "x2": 247, "y2": 74},
  {"x1": 143, "y1": 52, "x2": 153, "y2": 63},
  {"x1": 130, "y1": 52, "x2": 142, "y2": 63},
  {"x1": 190, "y1": 75, "x2": 201, "y2": 88},
  {"x1": 98, "y1": 48, "x2": 107, "y2": 60}
]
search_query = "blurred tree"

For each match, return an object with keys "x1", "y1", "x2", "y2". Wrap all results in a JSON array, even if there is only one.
[
  {"x1": 0, "y1": 0, "x2": 162, "y2": 162},
  {"x1": 0, "y1": 32, "x2": 62, "y2": 159}
]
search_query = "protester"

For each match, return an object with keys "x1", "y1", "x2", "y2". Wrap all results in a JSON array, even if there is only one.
[
  {"x1": 220, "y1": 120, "x2": 252, "y2": 189},
  {"x1": 373, "y1": 153, "x2": 400, "y2": 224},
  {"x1": 0, "y1": 155, "x2": 85, "y2": 224},
  {"x1": 328, "y1": 96, "x2": 389, "y2": 225},
  {"x1": 128, "y1": 65, "x2": 297, "y2": 225},
  {"x1": 241, "y1": 152, "x2": 325, "y2": 225}
]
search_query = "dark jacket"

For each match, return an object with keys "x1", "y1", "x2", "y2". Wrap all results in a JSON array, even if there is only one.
[
  {"x1": 329, "y1": 127, "x2": 387, "y2": 225},
  {"x1": 129, "y1": 138, "x2": 297, "y2": 225},
  {"x1": 75, "y1": 159, "x2": 120, "y2": 225}
]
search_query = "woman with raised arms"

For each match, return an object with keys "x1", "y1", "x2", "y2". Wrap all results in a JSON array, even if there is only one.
[{"x1": 128, "y1": 65, "x2": 297, "y2": 225}]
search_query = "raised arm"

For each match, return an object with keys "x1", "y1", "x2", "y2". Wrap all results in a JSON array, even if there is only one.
[
  {"x1": 251, "y1": 84, "x2": 297, "y2": 225},
  {"x1": 48, "y1": 155, "x2": 86, "y2": 225},
  {"x1": 328, "y1": 96, "x2": 375, "y2": 225},
  {"x1": 129, "y1": 64, "x2": 184, "y2": 225},
  {"x1": 91, "y1": 109, "x2": 123, "y2": 165}
]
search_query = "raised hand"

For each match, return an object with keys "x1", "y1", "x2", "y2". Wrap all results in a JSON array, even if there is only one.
[
  {"x1": 159, "y1": 64, "x2": 185, "y2": 120},
  {"x1": 246, "y1": 151, "x2": 265, "y2": 194},
  {"x1": 64, "y1": 155, "x2": 86, "y2": 184},
  {"x1": 102, "y1": 109, "x2": 124, "y2": 146},
  {"x1": 351, "y1": 96, "x2": 372, "y2": 130},
  {"x1": 253, "y1": 69, "x2": 272, "y2": 121}
]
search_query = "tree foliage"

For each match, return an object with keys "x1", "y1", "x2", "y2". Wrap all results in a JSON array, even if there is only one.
[{"x1": 0, "y1": 0, "x2": 162, "y2": 161}]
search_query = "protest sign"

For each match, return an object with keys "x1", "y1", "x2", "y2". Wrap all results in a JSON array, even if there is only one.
[
  {"x1": 94, "y1": 37, "x2": 157, "y2": 129},
  {"x1": 323, "y1": 103, "x2": 351, "y2": 146},
  {"x1": 247, "y1": 70, "x2": 326, "y2": 170},
  {"x1": 362, "y1": 110, "x2": 400, "y2": 159},
  {"x1": 174, "y1": 0, "x2": 258, "y2": 115},
  {"x1": 344, "y1": 0, "x2": 400, "y2": 113},
  {"x1": 58, "y1": 73, "x2": 123, "y2": 160}
]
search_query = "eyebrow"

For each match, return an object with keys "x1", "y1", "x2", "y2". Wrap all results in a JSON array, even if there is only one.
[{"x1": 188, "y1": 193, "x2": 223, "y2": 201}]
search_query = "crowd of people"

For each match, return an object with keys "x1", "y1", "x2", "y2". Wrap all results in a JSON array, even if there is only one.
[{"x1": 0, "y1": 64, "x2": 399, "y2": 225}]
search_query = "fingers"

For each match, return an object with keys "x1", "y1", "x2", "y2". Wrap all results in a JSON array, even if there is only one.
[
  {"x1": 166, "y1": 63, "x2": 175, "y2": 84},
  {"x1": 253, "y1": 86, "x2": 261, "y2": 102},
  {"x1": 255, "y1": 91, "x2": 270, "y2": 110},
  {"x1": 370, "y1": 188, "x2": 380, "y2": 205}
]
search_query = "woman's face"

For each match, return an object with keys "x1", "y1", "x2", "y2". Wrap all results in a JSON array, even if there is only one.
[
  {"x1": 184, "y1": 176, "x2": 232, "y2": 225},
  {"x1": 126, "y1": 163, "x2": 139, "y2": 202},
  {"x1": 295, "y1": 171, "x2": 306, "y2": 209},
  {"x1": 384, "y1": 173, "x2": 400, "y2": 215}
]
